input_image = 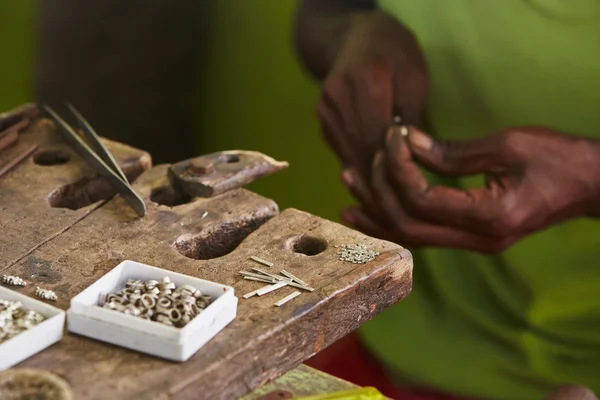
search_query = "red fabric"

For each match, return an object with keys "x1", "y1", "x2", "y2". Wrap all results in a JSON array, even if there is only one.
[{"x1": 305, "y1": 333, "x2": 464, "y2": 400}]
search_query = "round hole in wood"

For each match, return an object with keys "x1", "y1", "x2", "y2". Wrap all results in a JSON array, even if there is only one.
[
  {"x1": 289, "y1": 235, "x2": 327, "y2": 256},
  {"x1": 33, "y1": 149, "x2": 70, "y2": 166},
  {"x1": 150, "y1": 186, "x2": 192, "y2": 207},
  {"x1": 222, "y1": 154, "x2": 240, "y2": 163}
]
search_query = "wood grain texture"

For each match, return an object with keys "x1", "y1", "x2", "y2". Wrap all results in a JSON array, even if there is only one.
[
  {"x1": 0, "y1": 118, "x2": 151, "y2": 271},
  {"x1": 0, "y1": 116, "x2": 412, "y2": 399}
]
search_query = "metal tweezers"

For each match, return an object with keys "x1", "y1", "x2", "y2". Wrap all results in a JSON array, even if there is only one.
[{"x1": 44, "y1": 104, "x2": 146, "y2": 217}]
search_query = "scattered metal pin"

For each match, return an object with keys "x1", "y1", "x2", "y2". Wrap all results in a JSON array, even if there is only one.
[
  {"x1": 244, "y1": 276, "x2": 277, "y2": 284},
  {"x1": 256, "y1": 281, "x2": 287, "y2": 296},
  {"x1": 249, "y1": 256, "x2": 274, "y2": 268},
  {"x1": 242, "y1": 288, "x2": 261, "y2": 299},
  {"x1": 274, "y1": 291, "x2": 301, "y2": 307},
  {"x1": 250, "y1": 268, "x2": 284, "y2": 282},
  {"x1": 280, "y1": 270, "x2": 308, "y2": 287}
]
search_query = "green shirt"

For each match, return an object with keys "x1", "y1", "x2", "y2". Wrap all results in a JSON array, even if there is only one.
[{"x1": 360, "y1": 1, "x2": 600, "y2": 399}]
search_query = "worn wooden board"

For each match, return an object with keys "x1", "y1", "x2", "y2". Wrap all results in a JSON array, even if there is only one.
[
  {"x1": 0, "y1": 118, "x2": 412, "y2": 400},
  {"x1": 0, "y1": 118, "x2": 151, "y2": 270}
]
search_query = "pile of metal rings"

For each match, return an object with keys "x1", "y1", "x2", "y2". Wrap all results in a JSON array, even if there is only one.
[
  {"x1": 99, "y1": 277, "x2": 212, "y2": 328},
  {"x1": 0, "y1": 299, "x2": 45, "y2": 343}
]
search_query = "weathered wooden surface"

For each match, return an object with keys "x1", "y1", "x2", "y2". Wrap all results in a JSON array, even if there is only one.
[
  {"x1": 0, "y1": 118, "x2": 412, "y2": 399},
  {"x1": 0, "y1": 118, "x2": 151, "y2": 270},
  {"x1": 241, "y1": 365, "x2": 358, "y2": 400}
]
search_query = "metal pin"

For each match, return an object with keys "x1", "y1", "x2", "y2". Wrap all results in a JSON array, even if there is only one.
[
  {"x1": 244, "y1": 276, "x2": 277, "y2": 284},
  {"x1": 285, "y1": 281, "x2": 315, "y2": 292},
  {"x1": 274, "y1": 291, "x2": 301, "y2": 307},
  {"x1": 251, "y1": 268, "x2": 284, "y2": 281},
  {"x1": 280, "y1": 270, "x2": 308, "y2": 287},
  {"x1": 243, "y1": 288, "x2": 261, "y2": 299},
  {"x1": 35, "y1": 287, "x2": 57, "y2": 301},
  {"x1": 249, "y1": 256, "x2": 274, "y2": 268},
  {"x1": 239, "y1": 271, "x2": 277, "y2": 282},
  {"x1": 201, "y1": 211, "x2": 209, "y2": 219},
  {"x1": 256, "y1": 281, "x2": 287, "y2": 296}
]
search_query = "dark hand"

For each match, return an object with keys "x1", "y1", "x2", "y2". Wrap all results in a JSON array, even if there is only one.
[
  {"x1": 544, "y1": 384, "x2": 598, "y2": 400},
  {"x1": 342, "y1": 125, "x2": 600, "y2": 253},
  {"x1": 316, "y1": 11, "x2": 428, "y2": 179}
]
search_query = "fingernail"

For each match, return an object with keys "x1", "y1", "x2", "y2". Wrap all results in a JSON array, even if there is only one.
[
  {"x1": 385, "y1": 126, "x2": 403, "y2": 145},
  {"x1": 373, "y1": 150, "x2": 383, "y2": 166},
  {"x1": 341, "y1": 169, "x2": 354, "y2": 187},
  {"x1": 408, "y1": 129, "x2": 433, "y2": 152}
]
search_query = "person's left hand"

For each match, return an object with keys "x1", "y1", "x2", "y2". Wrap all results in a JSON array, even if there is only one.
[{"x1": 341, "y1": 125, "x2": 600, "y2": 253}]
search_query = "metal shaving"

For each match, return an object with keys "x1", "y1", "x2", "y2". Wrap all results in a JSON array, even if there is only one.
[
  {"x1": 2, "y1": 275, "x2": 26, "y2": 287},
  {"x1": 0, "y1": 299, "x2": 45, "y2": 344},
  {"x1": 336, "y1": 243, "x2": 380, "y2": 264}
]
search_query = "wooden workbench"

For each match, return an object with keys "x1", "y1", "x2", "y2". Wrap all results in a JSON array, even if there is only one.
[{"x1": 0, "y1": 116, "x2": 412, "y2": 399}]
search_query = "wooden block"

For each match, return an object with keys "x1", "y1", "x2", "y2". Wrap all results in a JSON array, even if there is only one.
[
  {"x1": 0, "y1": 110, "x2": 412, "y2": 399},
  {"x1": 0, "y1": 163, "x2": 411, "y2": 399}
]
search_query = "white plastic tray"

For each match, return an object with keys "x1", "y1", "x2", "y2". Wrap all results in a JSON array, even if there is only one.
[
  {"x1": 0, "y1": 286, "x2": 65, "y2": 371},
  {"x1": 67, "y1": 260, "x2": 237, "y2": 362}
]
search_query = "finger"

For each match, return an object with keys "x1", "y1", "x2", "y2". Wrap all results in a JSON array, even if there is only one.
[
  {"x1": 341, "y1": 207, "x2": 393, "y2": 241},
  {"x1": 371, "y1": 150, "x2": 519, "y2": 252},
  {"x1": 319, "y1": 77, "x2": 363, "y2": 170},
  {"x1": 348, "y1": 63, "x2": 393, "y2": 155},
  {"x1": 392, "y1": 69, "x2": 428, "y2": 126},
  {"x1": 316, "y1": 98, "x2": 358, "y2": 168},
  {"x1": 371, "y1": 149, "x2": 407, "y2": 229},
  {"x1": 385, "y1": 127, "x2": 506, "y2": 231},
  {"x1": 341, "y1": 168, "x2": 390, "y2": 228},
  {"x1": 406, "y1": 127, "x2": 507, "y2": 176}
]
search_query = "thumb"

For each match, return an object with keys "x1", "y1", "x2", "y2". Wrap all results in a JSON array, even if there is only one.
[{"x1": 406, "y1": 127, "x2": 505, "y2": 176}]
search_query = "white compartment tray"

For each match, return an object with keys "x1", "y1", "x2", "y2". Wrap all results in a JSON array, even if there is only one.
[
  {"x1": 0, "y1": 286, "x2": 65, "y2": 371},
  {"x1": 67, "y1": 260, "x2": 238, "y2": 362}
]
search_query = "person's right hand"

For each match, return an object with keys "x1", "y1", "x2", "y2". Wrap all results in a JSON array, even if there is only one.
[{"x1": 316, "y1": 10, "x2": 429, "y2": 179}]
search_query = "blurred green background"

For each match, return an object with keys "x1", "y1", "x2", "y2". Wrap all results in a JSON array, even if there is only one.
[{"x1": 0, "y1": 0, "x2": 352, "y2": 221}]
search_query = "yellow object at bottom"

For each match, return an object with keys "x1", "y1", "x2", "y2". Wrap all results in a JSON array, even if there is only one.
[{"x1": 293, "y1": 387, "x2": 385, "y2": 400}]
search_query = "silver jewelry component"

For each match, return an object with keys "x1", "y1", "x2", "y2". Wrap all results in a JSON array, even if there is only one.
[
  {"x1": 0, "y1": 298, "x2": 45, "y2": 344},
  {"x1": 256, "y1": 281, "x2": 287, "y2": 296},
  {"x1": 274, "y1": 291, "x2": 301, "y2": 307},
  {"x1": 249, "y1": 256, "x2": 274, "y2": 268},
  {"x1": 242, "y1": 288, "x2": 261, "y2": 299},
  {"x1": 244, "y1": 276, "x2": 277, "y2": 284},
  {"x1": 169, "y1": 308, "x2": 182, "y2": 323},
  {"x1": 98, "y1": 276, "x2": 210, "y2": 328},
  {"x1": 280, "y1": 270, "x2": 309, "y2": 287},
  {"x1": 155, "y1": 313, "x2": 173, "y2": 326},
  {"x1": 141, "y1": 294, "x2": 156, "y2": 309},
  {"x1": 336, "y1": 243, "x2": 380, "y2": 264},
  {"x1": 35, "y1": 287, "x2": 57, "y2": 301},
  {"x1": 2, "y1": 275, "x2": 27, "y2": 287}
]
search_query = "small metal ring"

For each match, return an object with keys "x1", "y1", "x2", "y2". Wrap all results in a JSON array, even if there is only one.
[
  {"x1": 141, "y1": 294, "x2": 156, "y2": 309},
  {"x1": 169, "y1": 308, "x2": 182, "y2": 323}
]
